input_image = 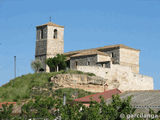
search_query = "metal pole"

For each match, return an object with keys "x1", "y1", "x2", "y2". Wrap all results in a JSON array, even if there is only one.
[
  {"x1": 63, "y1": 93, "x2": 66, "y2": 105},
  {"x1": 14, "y1": 56, "x2": 16, "y2": 78}
]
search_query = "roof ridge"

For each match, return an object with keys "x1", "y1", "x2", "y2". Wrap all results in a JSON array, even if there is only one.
[
  {"x1": 36, "y1": 22, "x2": 64, "y2": 28},
  {"x1": 70, "y1": 49, "x2": 109, "y2": 58},
  {"x1": 64, "y1": 44, "x2": 140, "y2": 57}
]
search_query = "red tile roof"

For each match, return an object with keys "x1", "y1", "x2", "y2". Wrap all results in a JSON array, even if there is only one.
[
  {"x1": 0, "y1": 102, "x2": 16, "y2": 108},
  {"x1": 74, "y1": 89, "x2": 121, "y2": 103}
]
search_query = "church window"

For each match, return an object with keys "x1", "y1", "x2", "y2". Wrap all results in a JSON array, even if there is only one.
[
  {"x1": 87, "y1": 61, "x2": 90, "y2": 66},
  {"x1": 41, "y1": 29, "x2": 43, "y2": 39},
  {"x1": 111, "y1": 52, "x2": 114, "y2": 57},
  {"x1": 53, "y1": 29, "x2": 58, "y2": 39},
  {"x1": 75, "y1": 61, "x2": 78, "y2": 66}
]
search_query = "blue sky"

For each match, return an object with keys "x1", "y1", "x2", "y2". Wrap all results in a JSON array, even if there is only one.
[{"x1": 0, "y1": 0, "x2": 159, "y2": 89}]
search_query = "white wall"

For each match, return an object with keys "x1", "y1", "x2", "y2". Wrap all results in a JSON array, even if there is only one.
[{"x1": 77, "y1": 65, "x2": 153, "y2": 91}]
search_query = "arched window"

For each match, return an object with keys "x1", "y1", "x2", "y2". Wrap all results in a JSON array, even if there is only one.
[
  {"x1": 111, "y1": 52, "x2": 114, "y2": 57},
  {"x1": 75, "y1": 61, "x2": 78, "y2": 66},
  {"x1": 41, "y1": 29, "x2": 43, "y2": 39},
  {"x1": 53, "y1": 29, "x2": 58, "y2": 39}
]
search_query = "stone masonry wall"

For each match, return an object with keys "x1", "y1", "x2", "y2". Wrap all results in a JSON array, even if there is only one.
[
  {"x1": 70, "y1": 55, "x2": 98, "y2": 69},
  {"x1": 99, "y1": 48, "x2": 120, "y2": 64},
  {"x1": 47, "y1": 26, "x2": 64, "y2": 56},
  {"x1": 35, "y1": 55, "x2": 47, "y2": 71},
  {"x1": 45, "y1": 26, "x2": 64, "y2": 72},
  {"x1": 77, "y1": 66, "x2": 110, "y2": 78},
  {"x1": 35, "y1": 26, "x2": 48, "y2": 71},
  {"x1": 77, "y1": 65, "x2": 153, "y2": 91},
  {"x1": 35, "y1": 25, "x2": 64, "y2": 72},
  {"x1": 36, "y1": 26, "x2": 47, "y2": 40},
  {"x1": 35, "y1": 40, "x2": 47, "y2": 56},
  {"x1": 119, "y1": 48, "x2": 140, "y2": 73},
  {"x1": 97, "y1": 54, "x2": 111, "y2": 62}
]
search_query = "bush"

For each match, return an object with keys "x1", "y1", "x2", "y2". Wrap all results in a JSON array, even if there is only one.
[
  {"x1": 31, "y1": 59, "x2": 42, "y2": 73},
  {"x1": 0, "y1": 104, "x2": 13, "y2": 119},
  {"x1": 46, "y1": 54, "x2": 67, "y2": 72}
]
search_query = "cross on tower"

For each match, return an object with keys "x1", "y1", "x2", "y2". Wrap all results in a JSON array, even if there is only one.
[{"x1": 49, "y1": 17, "x2": 52, "y2": 22}]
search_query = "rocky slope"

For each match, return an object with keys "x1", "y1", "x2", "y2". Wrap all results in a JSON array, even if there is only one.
[{"x1": 50, "y1": 74, "x2": 107, "y2": 92}]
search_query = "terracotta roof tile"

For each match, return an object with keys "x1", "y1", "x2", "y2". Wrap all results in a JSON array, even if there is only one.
[
  {"x1": 0, "y1": 102, "x2": 16, "y2": 108},
  {"x1": 70, "y1": 50, "x2": 109, "y2": 58},
  {"x1": 64, "y1": 44, "x2": 140, "y2": 57},
  {"x1": 74, "y1": 89, "x2": 121, "y2": 103}
]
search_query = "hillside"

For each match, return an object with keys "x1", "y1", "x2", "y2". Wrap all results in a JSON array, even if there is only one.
[{"x1": 0, "y1": 70, "x2": 95, "y2": 102}]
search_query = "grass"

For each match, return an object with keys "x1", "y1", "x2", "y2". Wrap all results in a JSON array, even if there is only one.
[
  {"x1": 0, "y1": 72, "x2": 55, "y2": 102},
  {"x1": 0, "y1": 70, "x2": 95, "y2": 102},
  {"x1": 54, "y1": 88, "x2": 94, "y2": 101},
  {"x1": 61, "y1": 69, "x2": 96, "y2": 76}
]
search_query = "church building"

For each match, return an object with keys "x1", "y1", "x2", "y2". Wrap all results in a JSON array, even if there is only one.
[{"x1": 35, "y1": 22, "x2": 154, "y2": 91}]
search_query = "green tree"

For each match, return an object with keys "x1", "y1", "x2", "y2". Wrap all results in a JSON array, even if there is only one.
[
  {"x1": 59, "y1": 95, "x2": 136, "y2": 120},
  {"x1": 82, "y1": 100, "x2": 102, "y2": 120},
  {"x1": 19, "y1": 95, "x2": 136, "y2": 120},
  {"x1": 56, "y1": 54, "x2": 67, "y2": 71},
  {"x1": 46, "y1": 58, "x2": 56, "y2": 72},
  {"x1": 31, "y1": 59, "x2": 42, "y2": 73},
  {"x1": 104, "y1": 95, "x2": 136, "y2": 120},
  {"x1": 46, "y1": 54, "x2": 67, "y2": 72},
  {"x1": 21, "y1": 96, "x2": 57, "y2": 119},
  {"x1": 59, "y1": 102, "x2": 85, "y2": 120},
  {"x1": 0, "y1": 104, "x2": 13, "y2": 119}
]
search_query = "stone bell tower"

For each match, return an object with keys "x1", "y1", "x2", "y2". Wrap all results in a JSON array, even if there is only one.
[{"x1": 35, "y1": 22, "x2": 64, "y2": 72}]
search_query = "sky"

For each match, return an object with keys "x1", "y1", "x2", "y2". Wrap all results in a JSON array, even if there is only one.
[{"x1": 0, "y1": 0, "x2": 159, "y2": 89}]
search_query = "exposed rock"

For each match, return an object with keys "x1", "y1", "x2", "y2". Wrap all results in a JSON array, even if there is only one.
[{"x1": 50, "y1": 74, "x2": 107, "y2": 92}]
